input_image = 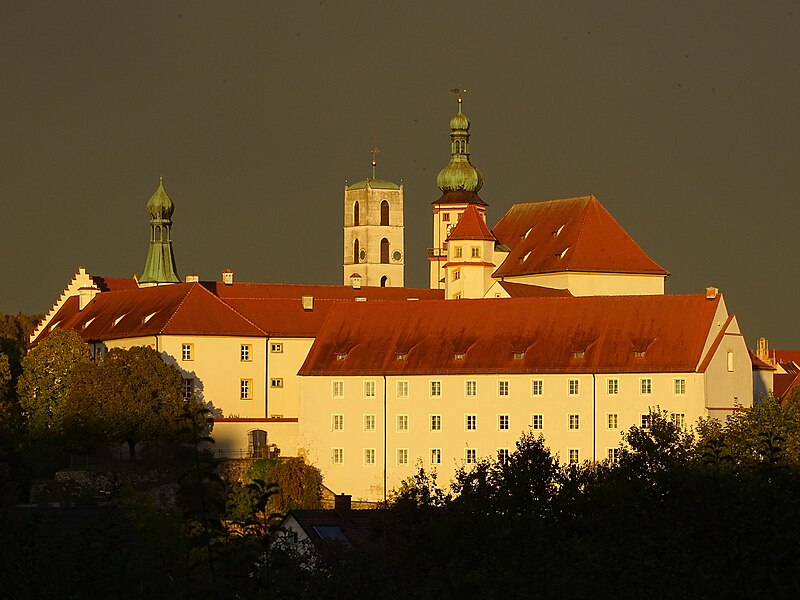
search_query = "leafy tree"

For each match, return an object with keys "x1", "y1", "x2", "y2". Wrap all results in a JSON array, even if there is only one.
[
  {"x1": 17, "y1": 329, "x2": 91, "y2": 438},
  {"x1": 68, "y1": 345, "x2": 208, "y2": 459}
]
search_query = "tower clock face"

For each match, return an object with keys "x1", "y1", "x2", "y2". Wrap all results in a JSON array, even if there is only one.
[
  {"x1": 392, "y1": 250, "x2": 402, "y2": 262},
  {"x1": 359, "y1": 249, "x2": 366, "y2": 262}
]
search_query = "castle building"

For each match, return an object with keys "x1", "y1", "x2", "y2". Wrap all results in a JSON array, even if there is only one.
[
  {"x1": 342, "y1": 155, "x2": 404, "y2": 287},
  {"x1": 30, "y1": 99, "x2": 759, "y2": 503}
]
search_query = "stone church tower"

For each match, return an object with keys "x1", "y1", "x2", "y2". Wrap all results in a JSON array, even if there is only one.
[{"x1": 343, "y1": 155, "x2": 404, "y2": 287}]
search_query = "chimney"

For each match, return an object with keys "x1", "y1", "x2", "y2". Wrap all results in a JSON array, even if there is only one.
[
  {"x1": 705, "y1": 286, "x2": 719, "y2": 300},
  {"x1": 222, "y1": 269, "x2": 234, "y2": 285},
  {"x1": 334, "y1": 494, "x2": 351, "y2": 512},
  {"x1": 185, "y1": 274, "x2": 199, "y2": 283},
  {"x1": 78, "y1": 286, "x2": 100, "y2": 311},
  {"x1": 301, "y1": 296, "x2": 314, "y2": 311},
  {"x1": 350, "y1": 273, "x2": 362, "y2": 289}
]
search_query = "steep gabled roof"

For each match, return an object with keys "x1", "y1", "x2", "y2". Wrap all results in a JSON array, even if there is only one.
[
  {"x1": 491, "y1": 196, "x2": 669, "y2": 278},
  {"x1": 447, "y1": 204, "x2": 495, "y2": 241},
  {"x1": 299, "y1": 294, "x2": 721, "y2": 376}
]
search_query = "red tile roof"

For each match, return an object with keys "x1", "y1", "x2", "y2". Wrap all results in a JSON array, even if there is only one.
[
  {"x1": 774, "y1": 350, "x2": 800, "y2": 365},
  {"x1": 749, "y1": 350, "x2": 776, "y2": 371},
  {"x1": 299, "y1": 294, "x2": 722, "y2": 376},
  {"x1": 447, "y1": 204, "x2": 495, "y2": 241},
  {"x1": 284, "y1": 509, "x2": 386, "y2": 548},
  {"x1": 491, "y1": 196, "x2": 669, "y2": 278},
  {"x1": 33, "y1": 280, "x2": 443, "y2": 344}
]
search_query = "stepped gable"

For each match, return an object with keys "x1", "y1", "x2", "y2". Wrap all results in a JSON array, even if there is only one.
[
  {"x1": 491, "y1": 196, "x2": 669, "y2": 278},
  {"x1": 299, "y1": 294, "x2": 721, "y2": 376},
  {"x1": 447, "y1": 204, "x2": 495, "y2": 241}
]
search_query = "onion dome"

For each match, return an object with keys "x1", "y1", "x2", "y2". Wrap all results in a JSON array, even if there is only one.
[
  {"x1": 147, "y1": 176, "x2": 175, "y2": 220},
  {"x1": 436, "y1": 97, "x2": 483, "y2": 193}
]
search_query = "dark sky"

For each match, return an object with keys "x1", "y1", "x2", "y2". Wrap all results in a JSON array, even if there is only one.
[{"x1": 1, "y1": 1, "x2": 798, "y2": 348}]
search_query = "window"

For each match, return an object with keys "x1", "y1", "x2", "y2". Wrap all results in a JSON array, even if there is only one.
[
  {"x1": 568, "y1": 379, "x2": 579, "y2": 395},
  {"x1": 471, "y1": 246, "x2": 481, "y2": 258},
  {"x1": 454, "y1": 246, "x2": 462, "y2": 258},
  {"x1": 353, "y1": 238, "x2": 360, "y2": 263},
  {"x1": 380, "y1": 200, "x2": 389, "y2": 226},
  {"x1": 452, "y1": 269, "x2": 461, "y2": 281},
  {"x1": 466, "y1": 415, "x2": 477, "y2": 430},
  {"x1": 270, "y1": 342, "x2": 283, "y2": 353},
  {"x1": 568, "y1": 449, "x2": 580, "y2": 464},
  {"x1": 465, "y1": 380, "x2": 477, "y2": 397},
  {"x1": 607, "y1": 448, "x2": 620, "y2": 462},
  {"x1": 240, "y1": 379, "x2": 252, "y2": 400},
  {"x1": 183, "y1": 378, "x2": 194, "y2": 401},
  {"x1": 181, "y1": 343, "x2": 193, "y2": 361},
  {"x1": 240, "y1": 344, "x2": 252, "y2": 362},
  {"x1": 498, "y1": 415, "x2": 510, "y2": 430},
  {"x1": 727, "y1": 350, "x2": 734, "y2": 372},
  {"x1": 364, "y1": 380, "x2": 376, "y2": 398},
  {"x1": 332, "y1": 448, "x2": 343, "y2": 464},
  {"x1": 396, "y1": 414, "x2": 409, "y2": 432},
  {"x1": 442, "y1": 212, "x2": 450, "y2": 222},
  {"x1": 674, "y1": 378, "x2": 686, "y2": 395},
  {"x1": 641, "y1": 414, "x2": 652, "y2": 429},
  {"x1": 364, "y1": 448, "x2": 376, "y2": 465},
  {"x1": 332, "y1": 414, "x2": 344, "y2": 431},
  {"x1": 332, "y1": 381, "x2": 344, "y2": 398},
  {"x1": 607, "y1": 414, "x2": 618, "y2": 430},
  {"x1": 396, "y1": 380, "x2": 409, "y2": 398},
  {"x1": 607, "y1": 378, "x2": 619, "y2": 395},
  {"x1": 531, "y1": 414, "x2": 543, "y2": 430},
  {"x1": 353, "y1": 201, "x2": 359, "y2": 226},
  {"x1": 497, "y1": 449, "x2": 510, "y2": 463},
  {"x1": 532, "y1": 380, "x2": 543, "y2": 396},
  {"x1": 430, "y1": 415, "x2": 442, "y2": 431},
  {"x1": 430, "y1": 449, "x2": 442, "y2": 465},
  {"x1": 498, "y1": 380, "x2": 509, "y2": 397},
  {"x1": 363, "y1": 414, "x2": 376, "y2": 432},
  {"x1": 513, "y1": 351, "x2": 524, "y2": 359},
  {"x1": 430, "y1": 381, "x2": 442, "y2": 397},
  {"x1": 640, "y1": 378, "x2": 652, "y2": 395},
  {"x1": 270, "y1": 378, "x2": 283, "y2": 388},
  {"x1": 465, "y1": 449, "x2": 477, "y2": 464},
  {"x1": 671, "y1": 413, "x2": 686, "y2": 430},
  {"x1": 568, "y1": 414, "x2": 580, "y2": 430},
  {"x1": 380, "y1": 238, "x2": 390, "y2": 264},
  {"x1": 397, "y1": 448, "x2": 408, "y2": 465}
]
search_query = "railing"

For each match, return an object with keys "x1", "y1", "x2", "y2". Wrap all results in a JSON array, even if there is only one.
[{"x1": 427, "y1": 247, "x2": 446, "y2": 258}]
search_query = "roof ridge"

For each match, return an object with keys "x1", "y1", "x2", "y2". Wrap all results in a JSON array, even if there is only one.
[
  {"x1": 563, "y1": 197, "x2": 593, "y2": 271},
  {"x1": 158, "y1": 284, "x2": 196, "y2": 334},
  {"x1": 193, "y1": 284, "x2": 268, "y2": 335}
]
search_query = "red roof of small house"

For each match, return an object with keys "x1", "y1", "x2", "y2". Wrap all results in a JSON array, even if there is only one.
[
  {"x1": 774, "y1": 370, "x2": 800, "y2": 401},
  {"x1": 299, "y1": 294, "x2": 722, "y2": 376},
  {"x1": 432, "y1": 189, "x2": 488, "y2": 206},
  {"x1": 447, "y1": 204, "x2": 495, "y2": 241},
  {"x1": 749, "y1": 349, "x2": 776, "y2": 371},
  {"x1": 498, "y1": 282, "x2": 574, "y2": 298},
  {"x1": 283, "y1": 508, "x2": 387, "y2": 549},
  {"x1": 491, "y1": 196, "x2": 669, "y2": 278},
  {"x1": 774, "y1": 350, "x2": 800, "y2": 365}
]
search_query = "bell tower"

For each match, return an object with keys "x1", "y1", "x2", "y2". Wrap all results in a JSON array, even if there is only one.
[
  {"x1": 139, "y1": 177, "x2": 180, "y2": 286},
  {"x1": 429, "y1": 90, "x2": 488, "y2": 289},
  {"x1": 343, "y1": 143, "x2": 404, "y2": 287}
]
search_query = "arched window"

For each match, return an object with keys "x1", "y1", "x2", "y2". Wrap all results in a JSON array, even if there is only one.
[
  {"x1": 353, "y1": 239, "x2": 360, "y2": 264},
  {"x1": 380, "y1": 238, "x2": 390, "y2": 264},
  {"x1": 380, "y1": 200, "x2": 389, "y2": 226},
  {"x1": 380, "y1": 275, "x2": 389, "y2": 287},
  {"x1": 353, "y1": 202, "x2": 360, "y2": 226},
  {"x1": 156, "y1": 225, "x2": 162, "y2": 241}
]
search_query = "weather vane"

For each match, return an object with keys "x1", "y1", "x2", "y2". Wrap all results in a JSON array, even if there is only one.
[
  {"x1": 450, "y1": 86, "x2": 466, "y2": 106},
  {"x1": 370, "y1": 129, "x2": 379, "y2": 180}
]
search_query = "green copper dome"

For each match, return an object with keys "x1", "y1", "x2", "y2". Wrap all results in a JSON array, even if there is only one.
[
  {"x1": 436, "y1": 98, "x2": 483, "y2": 193},
  {"x1": 147, "y1": 177, "x2": 175, "y2": 220}
]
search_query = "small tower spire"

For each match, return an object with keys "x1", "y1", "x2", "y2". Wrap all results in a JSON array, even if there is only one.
[{"x1": 139, "y1": 177, "x2": 180, "y2": 286}]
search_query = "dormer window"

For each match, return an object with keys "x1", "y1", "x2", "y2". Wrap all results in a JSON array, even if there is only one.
[
  {"x1": 513, "y1": 351, "x2": 524, "y2": 360},
  {"x1": 454, "y1": 352, "x2": 465, "y2": 360},
  {"x1": 112, "y1": 314, "x2": 126, "y2": 327},
  {"x1": 573, "y1": 351, "x2": 585, "y2": 359},
  {"x1": 634, "y1": 351, "x2": 645, "y2": 358},
  {"x1": 560, "y1": 247, "x2": 569, "y2": 259},
  {"x1": 396, "y1": 353, "x2": 407, "y2": 361},
  {"x1": 143, "y1": 312, "x2": 157, "y2": 324},
  {"x1": 336, "y1": 353, "x2": 347, "y2": 361},
  {"x1": 554, "y1": 224, "x2": 565, "y2": 237}
]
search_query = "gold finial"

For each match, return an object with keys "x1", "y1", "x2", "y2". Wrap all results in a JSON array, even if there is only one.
[{"x1": 370, "y1": 129, "x2": 379, "y2": 180}]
